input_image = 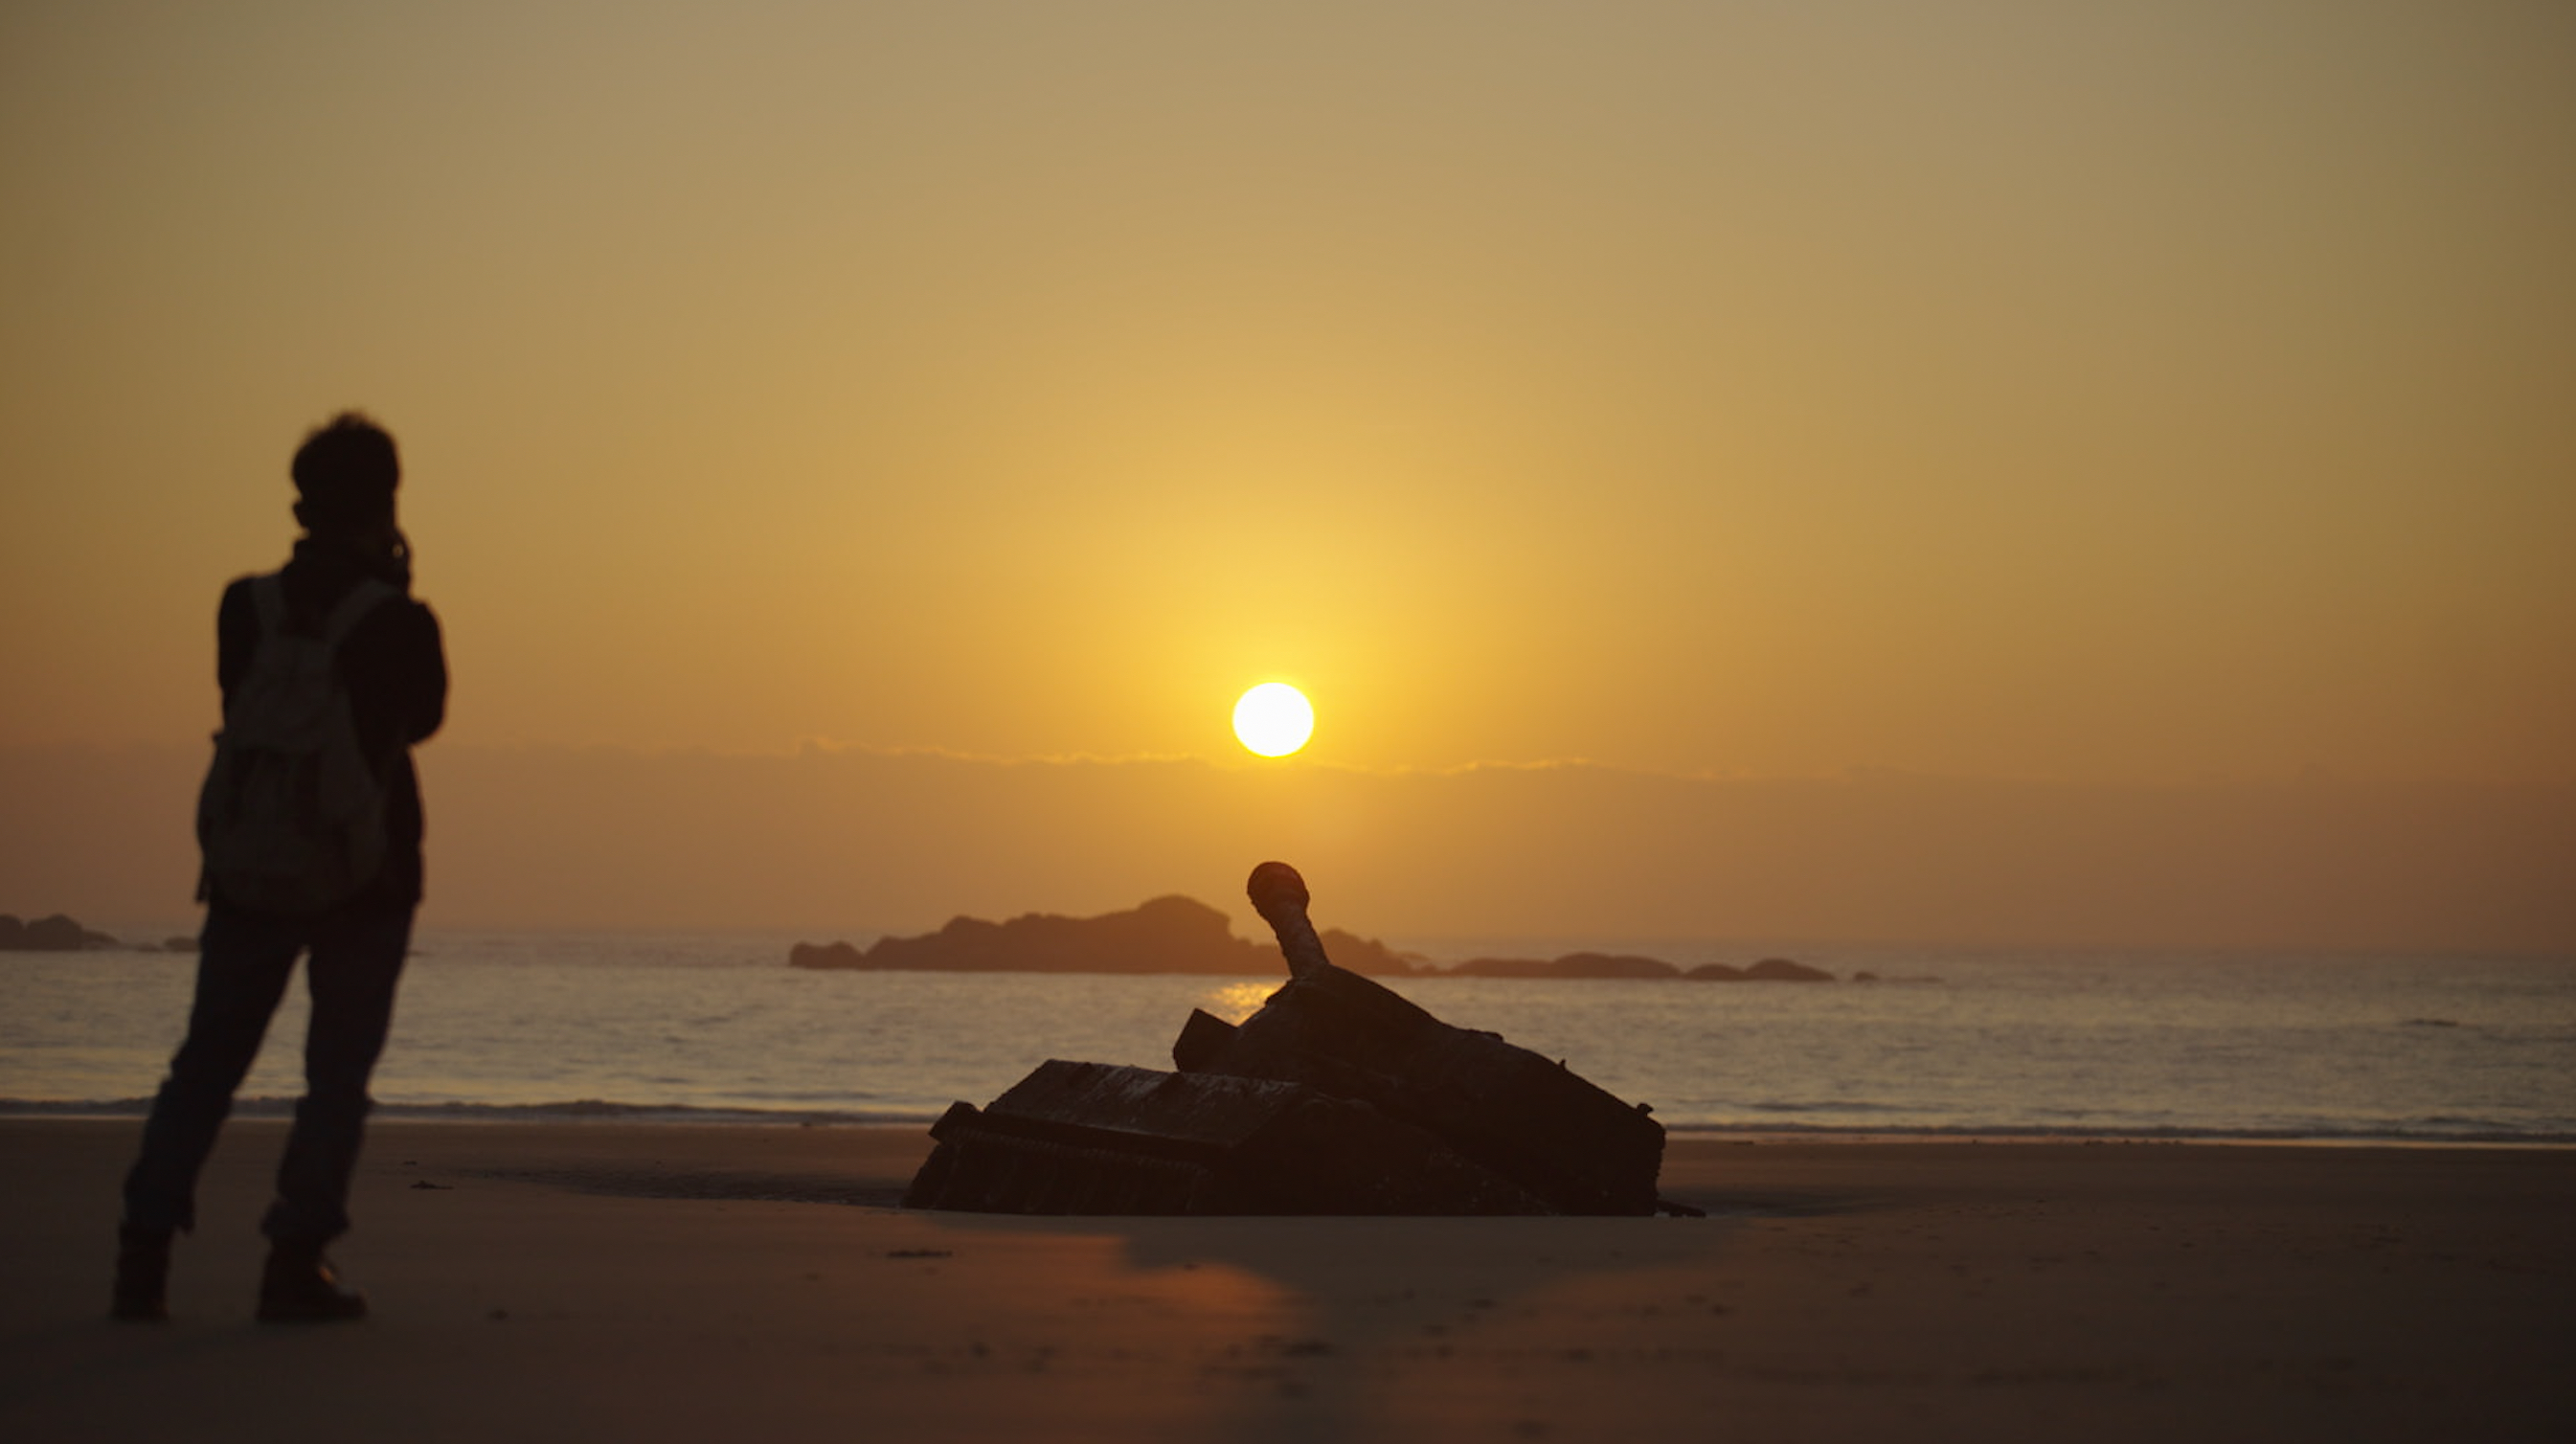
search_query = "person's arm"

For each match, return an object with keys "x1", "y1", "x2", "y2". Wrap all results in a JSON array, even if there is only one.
[
  {"x1": 215, "y1": 577, "x2": 260, "y2": 708},
  {"x1": 395, "y1": 601, "x2": 447, "y2": 746}
]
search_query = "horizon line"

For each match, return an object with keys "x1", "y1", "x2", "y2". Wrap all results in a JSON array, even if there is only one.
[{"x1": 8, "y1": 733, "x2": 2572, "y2": 791}]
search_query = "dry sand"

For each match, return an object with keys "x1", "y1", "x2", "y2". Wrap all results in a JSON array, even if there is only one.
[{"x1": 3, "y1": 1119, "x2": 2569, "y2": 1442}]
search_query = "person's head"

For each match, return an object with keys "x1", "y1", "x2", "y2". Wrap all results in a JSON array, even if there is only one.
[{"x1": 290, "y1": 412, "x2": 400, "y2": 539}]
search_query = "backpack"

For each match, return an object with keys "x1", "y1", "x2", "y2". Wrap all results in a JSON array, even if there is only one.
[{"x1": 195, "y1": 574, "x2": 398, "y2": 915}]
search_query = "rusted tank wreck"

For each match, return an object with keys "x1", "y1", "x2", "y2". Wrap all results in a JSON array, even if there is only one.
[{"x1": 905, "y1": 862, "x2": 1682, "y2": 1216}]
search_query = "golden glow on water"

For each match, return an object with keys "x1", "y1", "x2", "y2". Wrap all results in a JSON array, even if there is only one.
[{"x1": 1201, "y1": 981, "x2": 1279, "y2": 1025}]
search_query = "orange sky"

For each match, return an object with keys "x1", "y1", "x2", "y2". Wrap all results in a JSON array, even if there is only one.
[{"x1": 3, "y1": 4, "x2": 2572, "y2": 945}]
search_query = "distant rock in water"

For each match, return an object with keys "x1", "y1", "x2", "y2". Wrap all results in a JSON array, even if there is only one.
[
  {"x1": 1686, "y1": 958, "x2": 1833, "y2": 982},
  {"x1": 790, "y1": 894, "x2": 1420, "y2": 977},
  {"x1": 1452, "y1": 952, "x2": 1680, "y2": 980},
  {"x1": 0, "y1": 913, "x2": 119, "y2": 952},
  {"x1": 788, "y1": 939, "x2": 861, "y2": 969},
  {"x1": 790, "y1": 902, "x2": 1828, "y2": 983},
  {"x1": 1435, "y1": 951, "x2": 1838, "y2": 981}
]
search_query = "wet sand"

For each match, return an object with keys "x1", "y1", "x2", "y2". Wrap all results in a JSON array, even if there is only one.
[{"x1": 3, "y1": 1119, "x2": 2569, "y2": 1442}]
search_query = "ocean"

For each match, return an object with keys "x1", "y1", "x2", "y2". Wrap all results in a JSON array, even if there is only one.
[{"x1": 6, "y1": 932, "x2": 2572, "y2": 1144}]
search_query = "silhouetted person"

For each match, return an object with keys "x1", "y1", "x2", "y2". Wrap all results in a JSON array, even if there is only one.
[{"x1": 114, "y1": 413, "x2": 447, "y2": 1322}]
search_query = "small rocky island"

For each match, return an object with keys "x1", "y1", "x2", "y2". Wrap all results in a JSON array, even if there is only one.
[
  {"x1": 1449, "y1": 953, "x2": 1832, "y2": 981},
  {"x1": 791, "y1": 895, "x2": 1833, "y2": 981},
  {"x1": 1, "y1": 914, "x2": 121, "y2": 951},
  {"x1": 1, "y1": 914, "x2": 195, "y2": 953},
  {"x1": 791, "y1": 894, "x2": 1423, "y2": 977}
]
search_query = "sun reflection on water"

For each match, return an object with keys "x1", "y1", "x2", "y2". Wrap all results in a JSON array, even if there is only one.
[{"x1": 1201, "y1": 981, "x2": 1278, "y2": 1025}]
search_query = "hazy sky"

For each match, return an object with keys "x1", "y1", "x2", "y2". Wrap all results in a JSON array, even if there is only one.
[
  {"x1": 6, "y1": 0, "x2": 2572, "y2": 781},
  {"x1": 4, "y1": 5, "x2": 2573, "y2": 946}
]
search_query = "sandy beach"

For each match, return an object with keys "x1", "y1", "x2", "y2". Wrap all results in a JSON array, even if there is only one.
[{"x1": 3, "y1": 1119, "x2": 2568, "y2": 1442}]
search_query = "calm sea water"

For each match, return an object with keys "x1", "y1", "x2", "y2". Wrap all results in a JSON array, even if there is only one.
[{"x1": 6, "y1": 932, "x2": 2572, "y2": 1143}]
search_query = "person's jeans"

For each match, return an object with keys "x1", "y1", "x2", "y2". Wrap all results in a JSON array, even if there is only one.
[{"x1": 122, "y1": 901, "x2": 413, "y2": 1244}]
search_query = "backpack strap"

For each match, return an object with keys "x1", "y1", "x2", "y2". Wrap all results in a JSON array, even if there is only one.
[
  {"x1": 243, "y1": 571, "x2": 395, "y2": 646},
  {"x1": 318, "y1": 577, "x2": 397, "y2": 651},
  {"x1": 249, "y1": 574, "x2": 291, "y2": 637}
]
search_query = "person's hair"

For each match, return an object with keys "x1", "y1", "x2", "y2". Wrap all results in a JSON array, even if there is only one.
[{"x1": 291, "y1": 412, "x2": 399, "y2": 531}]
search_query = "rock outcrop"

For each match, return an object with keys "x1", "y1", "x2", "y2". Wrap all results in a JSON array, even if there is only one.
[
  {"x1": 0, "y1": 914, "x2": 119, "y2": 951},
  {"x1": 1446, "y1": 951, "x2": 1833, "y2": 981},
  {"x1": 905, "y1": 862, "x2": 1681, "y2": 1217},
  {"x1": 1742, "y1": 957, "x2": 1833, "y2": 982},
  {"x1": 1685, "y1": 957, "x2": 1832, "y2": 981},
  {"x1": 791, "y1": 894, "x2": 1419, "y2": 977},
  {"x1": 1451, "y1": 952, "x2": 1680, "y2": 980},
  {"x1": 786, "y1": 895, "x2": 1829, "y2": 983}
]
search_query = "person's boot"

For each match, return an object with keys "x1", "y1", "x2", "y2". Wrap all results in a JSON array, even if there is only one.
[
  {"x1": 110, "y1": 1225, "x2": 172, "y2": 1321},
  {"x1": 256, "y1": 1241, "x2": 367, "y2": 1322}
]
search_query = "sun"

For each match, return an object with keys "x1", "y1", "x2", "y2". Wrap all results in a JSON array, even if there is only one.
[{"x1": 1232, "y1": 683, "x2": 1315, "y2": 757}]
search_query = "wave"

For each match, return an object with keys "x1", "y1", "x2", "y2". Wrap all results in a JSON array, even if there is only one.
[
  {"x1": 0, "y1": 1095, "x2": 938, "y2": 1126},
  {"x1": 7, "y1": 1095, "x2": 2569, "y2": 1145},
  {"x1": 1661, "y1": 1119, "x2": 2576, "y2": 1146}
]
